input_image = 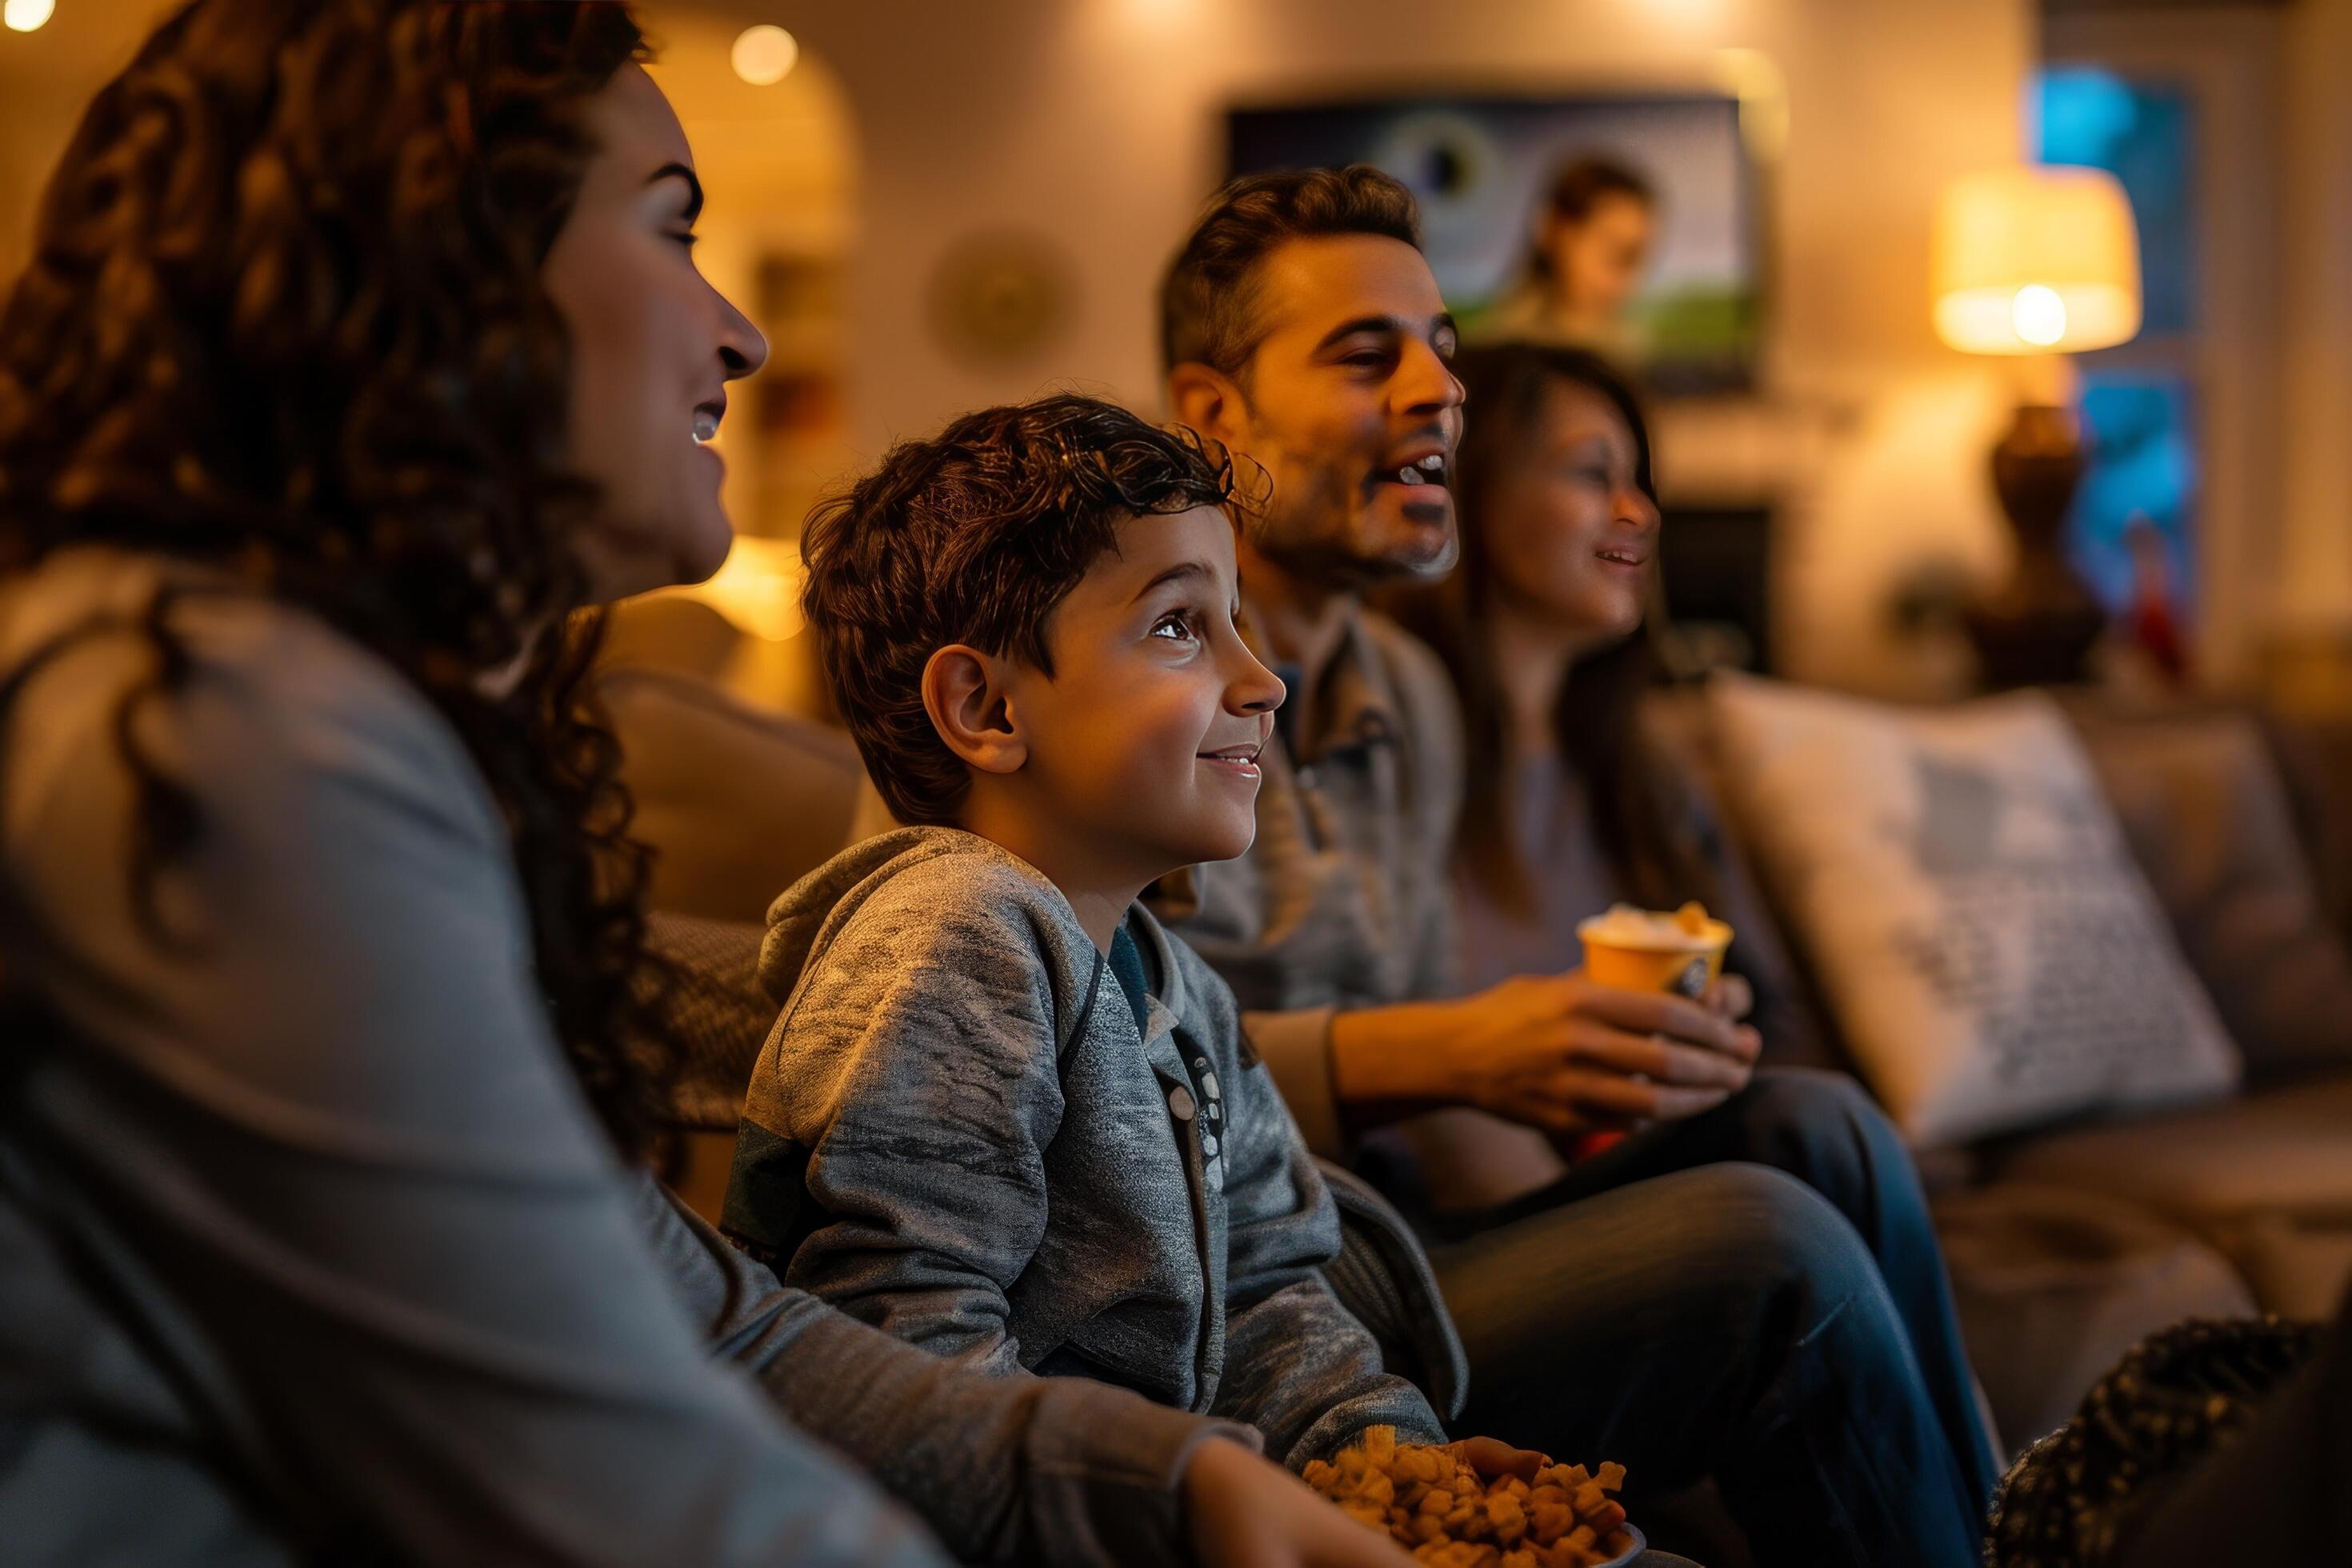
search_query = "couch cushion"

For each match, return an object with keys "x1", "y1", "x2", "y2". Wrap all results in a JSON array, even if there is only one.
[
  {"x1": 1986, "y1": 1073, "x2": 2352, "y2": 1315},
  {"x1": 2262, "y1": 708, "x2": 2352, "y2": 952},
  {"x1": 1706, "y1": 674, "x2": 2240, "y2": 1146},
  {"x1": 642, "y1": 911, "x2": 772, "y2": 1130},
  {"x1": 600, "y1": 666, "x2": 864, "y2": 924},
  {"x1": 1932, "y1": 1182, "x2": 2258, "y2": 1451},
  {"x1": 1638, "y1": 687, "x2": 1850, "y2": 1076},
  {"x1": 2063, "y1": 700, "x2": 2352, "y2": 1082}
]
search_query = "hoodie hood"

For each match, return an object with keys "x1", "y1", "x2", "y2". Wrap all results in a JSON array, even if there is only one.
[
  {"x1": 758, "y1": 825, "x2": 1201, "y2": 1043},
  {"x1": 757, "y1": 826, "x2": 1043, "y2": 1003}
]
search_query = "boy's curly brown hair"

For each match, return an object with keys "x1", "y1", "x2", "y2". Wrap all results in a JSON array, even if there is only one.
[{"x1": 802, "y1": 394, "x2": 1239, "y2": 828}]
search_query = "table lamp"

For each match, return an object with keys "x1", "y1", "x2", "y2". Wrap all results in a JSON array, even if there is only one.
[{"x1": 1932, "y1": 165, "x2": 2142, "y2": 687}]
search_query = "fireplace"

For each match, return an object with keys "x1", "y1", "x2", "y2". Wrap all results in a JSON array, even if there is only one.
[{"x1": 1659, "y1": 503, "x2": 1775, "y2": 674}]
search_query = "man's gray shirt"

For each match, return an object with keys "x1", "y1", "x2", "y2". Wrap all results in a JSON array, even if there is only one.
[{"x1": 1150, "y1": 610, "x2": 1467, "y2": 1158}]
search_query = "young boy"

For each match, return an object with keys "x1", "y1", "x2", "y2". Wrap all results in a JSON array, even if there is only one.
[{"x1": 722, "y1": 394, "x2": 1448, "y2": 1470}]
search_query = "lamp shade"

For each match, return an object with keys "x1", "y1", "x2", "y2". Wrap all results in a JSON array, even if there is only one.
[{"x1": 1933, "y1": 166, "x2": 2142, "y2": 355}]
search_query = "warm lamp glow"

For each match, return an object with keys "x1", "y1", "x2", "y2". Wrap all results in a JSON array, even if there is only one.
[
  {"x1": 1933, "y1": 166, "x2": 2140, "y2": 355},
  {"x1": 678, "y1": 536, "x2": 805, "y2": 642},
  {"x1": 730, "y1": 25, "x2": 798, "y2": 86},
  {"x1": 4, "y1": 0, "x2": 56, "y2": 32}
]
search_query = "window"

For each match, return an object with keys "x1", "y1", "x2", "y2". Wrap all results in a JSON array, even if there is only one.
[{"x1": 2034, "y1": 68, "x2": 2200, "y2": 632}]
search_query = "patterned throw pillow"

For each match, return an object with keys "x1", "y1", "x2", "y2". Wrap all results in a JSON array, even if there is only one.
[{"x1": 1706, "y1": 674, "x2": 2239, "y2": 1146}]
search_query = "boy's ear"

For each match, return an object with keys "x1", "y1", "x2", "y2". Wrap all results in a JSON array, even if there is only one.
[
  {"x1": 922, "y1": 644, "x2": 1028, "y2": 778},
  {"x1": 1167, "y1": 361, "x2": 1248, "y2": 450}
]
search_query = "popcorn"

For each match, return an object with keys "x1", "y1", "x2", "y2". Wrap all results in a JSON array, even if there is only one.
[
  {"x1": 1306, "y1": 1428, "x2": 1638, "y2": 1567},
  {"x1": 1581, "y1": 901, "x2": 1722, "y2": 950}
]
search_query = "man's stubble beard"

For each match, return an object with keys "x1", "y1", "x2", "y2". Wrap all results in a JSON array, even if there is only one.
[{"x1": 1242, "y1": 450, "x2": 1456, "y2": 592}]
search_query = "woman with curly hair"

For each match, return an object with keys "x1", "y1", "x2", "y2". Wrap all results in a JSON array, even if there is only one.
[{"x1": 0, "y1": 3, "x2": 1412, "y2": 1564}]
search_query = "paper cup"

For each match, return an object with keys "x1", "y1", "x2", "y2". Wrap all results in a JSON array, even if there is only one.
[{"x1": 1577, "y1": 914, "x2": 1734, "y2": 1001}]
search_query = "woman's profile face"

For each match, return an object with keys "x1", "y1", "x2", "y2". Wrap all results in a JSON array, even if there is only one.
[
  {"x1": 1482, "y1": 380, "x2": 1659, "y2": 638},
  {"x1": 542, "y1": 63, "x2": 767, "y2": 603}
]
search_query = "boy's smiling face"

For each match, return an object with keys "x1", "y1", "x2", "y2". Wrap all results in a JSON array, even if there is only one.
[{"x1": 1000, "y1": 504, "x2": 1286, "y2": 888}]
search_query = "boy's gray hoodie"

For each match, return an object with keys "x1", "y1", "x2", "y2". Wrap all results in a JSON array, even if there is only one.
[{"x1": 725, "y1": 827, "x2": 1445, "y2": 1468}]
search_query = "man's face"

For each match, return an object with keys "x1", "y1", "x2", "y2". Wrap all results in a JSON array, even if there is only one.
[{"x1": 1216, "y1": 235, "x2": 1466, "y2": 589}]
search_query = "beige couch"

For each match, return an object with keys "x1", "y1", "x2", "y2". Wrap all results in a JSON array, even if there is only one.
[
  {"x1": 606, "y1": 647, "x2": 2352, "y2": 1452},
  {"x1": 1650, "y1": 688, "x2": 2352, "y2": 1445}
]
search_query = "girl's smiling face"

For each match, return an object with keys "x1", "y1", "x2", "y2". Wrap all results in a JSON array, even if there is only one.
[{"x1": 1483, "y1": 379, "x2": 1660, "y2": 637}]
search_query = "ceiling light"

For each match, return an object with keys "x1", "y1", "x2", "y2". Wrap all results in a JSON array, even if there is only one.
[
  {"x1": 5, "y1": 0, "x2": 58, "y2": 34},
  {"x1": 731, "y1": 25, "x2": 798, "y2": 87}
]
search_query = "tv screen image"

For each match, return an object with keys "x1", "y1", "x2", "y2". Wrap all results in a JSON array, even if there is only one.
[{"x1": 1228, "y1": 93, "x2": 1762, "y2": 394}]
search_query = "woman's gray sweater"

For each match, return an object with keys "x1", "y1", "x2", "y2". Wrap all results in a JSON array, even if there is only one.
[{"x1": 0, "y1": 549, "x2": 1232, "y2": 1566}]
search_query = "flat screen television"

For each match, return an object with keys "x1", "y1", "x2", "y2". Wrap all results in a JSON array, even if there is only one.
[{"x1": 1227, "y1": 92, "x2": 1762, "y2": 394}]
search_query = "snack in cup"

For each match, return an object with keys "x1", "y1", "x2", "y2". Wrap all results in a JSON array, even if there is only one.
[{"x1": 1575, "y1": 900, "x2": 1734, "y2": 1001}]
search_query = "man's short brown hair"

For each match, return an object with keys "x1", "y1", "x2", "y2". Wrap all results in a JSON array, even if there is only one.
[
  {"x1": 801, "y1": 394, "x2": 1237, "y2": 828},
  {"x1": 1158, "y1": 164, "x2": 1422, "y2": 379}
]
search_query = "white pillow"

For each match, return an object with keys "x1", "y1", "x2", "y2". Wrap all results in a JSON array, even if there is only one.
[{"x1": 1706, "y1": 674, "x2": 2239, "y2": 1146}]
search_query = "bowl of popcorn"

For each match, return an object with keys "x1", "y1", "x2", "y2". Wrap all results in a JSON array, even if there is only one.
[{"x1": 1303, "y1": 1426, "x2": 1644, "y2": 1568}]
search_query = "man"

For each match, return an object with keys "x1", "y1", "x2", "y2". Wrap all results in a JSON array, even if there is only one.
[{"x1": 1150, "y1": 164, "x2": 1998, "y2": 1568}]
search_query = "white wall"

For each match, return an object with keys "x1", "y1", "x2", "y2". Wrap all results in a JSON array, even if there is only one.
[
  {"x1": 2275, "y1": 0, "x2": 2352, "y2": 676},
  {"x1": 2, "y1": 0, "x2": 2043, "y2": 698},
  {"x1": 762, "y1": 0, "x2": 2037, "y2": 695}
]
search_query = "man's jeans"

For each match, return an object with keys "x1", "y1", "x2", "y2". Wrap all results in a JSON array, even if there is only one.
[{"x1": 1421, "y1": 1069, "x2": 1998, "y2": 1568}]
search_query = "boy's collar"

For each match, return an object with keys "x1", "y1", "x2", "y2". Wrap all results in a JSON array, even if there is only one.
[
  {"x1": 828, "y1": 826, "x2": 1202, "y2": 1034},
  {"x1": 1121, "y1": 903, "x2": 1194, "y2": 1042}
]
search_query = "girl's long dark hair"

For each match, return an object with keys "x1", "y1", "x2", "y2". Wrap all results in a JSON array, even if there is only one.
[
  {"x1": 0, "y1": 0, "x2": 678, "y2": 1158},
  {"x1": 1386, "y1": 343, "x2": 1698, "y2": 920}
]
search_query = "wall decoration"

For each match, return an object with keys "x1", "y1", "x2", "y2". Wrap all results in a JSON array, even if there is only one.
[{"x1": 926, "y1": 228, "x2": 1080, "y2": 370}]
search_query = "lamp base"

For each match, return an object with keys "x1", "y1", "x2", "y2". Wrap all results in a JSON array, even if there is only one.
[{"x1": 1963, "y1": 402, "x2": 2108, "y2": 690}]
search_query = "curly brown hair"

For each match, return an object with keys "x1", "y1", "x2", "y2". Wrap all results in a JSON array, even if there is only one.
[
  {"x1": 0, "y1": 0, "x2": 678, "y2": 1157},
  {"x1": 802, "y1": 394, "x2": 1240, "y2": 828}
]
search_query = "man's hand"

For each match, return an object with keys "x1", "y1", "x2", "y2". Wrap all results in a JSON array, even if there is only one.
[
  {"x1": 1182, "y1": 1436, "x2": 1414, "y2": 1567},
  {"x1": 1330, "y1": 970, "x2": 1759, "y2": 1137}
]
